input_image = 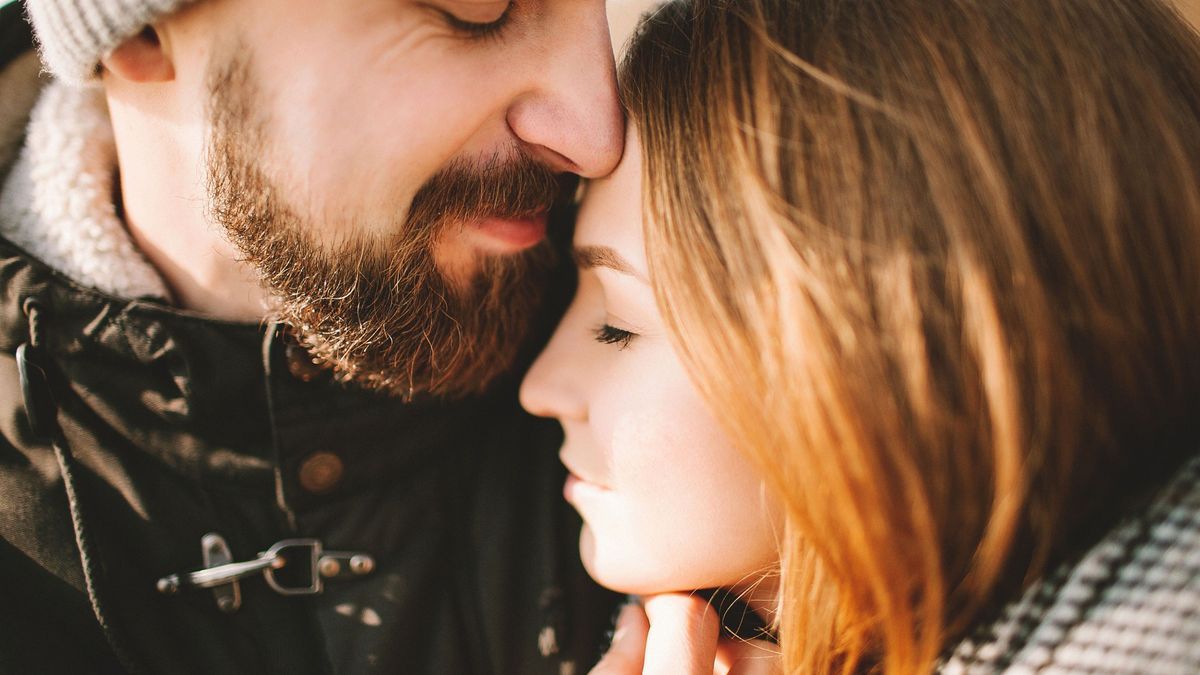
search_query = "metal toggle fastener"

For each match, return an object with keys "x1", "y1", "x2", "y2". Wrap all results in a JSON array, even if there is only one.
[{"x1": 156, "y1": 534, "x2": 375, "y2": 613}]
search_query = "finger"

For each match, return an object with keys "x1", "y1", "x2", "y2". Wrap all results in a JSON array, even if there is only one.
[
  {"x1": 641, "y1": 594, "x2": 721, "y2": 675},
  {"x1": 589, "y1": 603, "x2": 650, "y2": 675},
  {"x1": 717, "y1": 639, "x2": 783, "y2": 675}
]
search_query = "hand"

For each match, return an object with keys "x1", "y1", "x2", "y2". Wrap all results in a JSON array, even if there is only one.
[{"x1": 590, "y1": 594, "x2": 782, "y2": 675}]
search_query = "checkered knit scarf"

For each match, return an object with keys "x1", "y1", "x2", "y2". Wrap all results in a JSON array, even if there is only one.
[{"x1": 940, "y1": 453, "x2": 1200, "y2": 673}]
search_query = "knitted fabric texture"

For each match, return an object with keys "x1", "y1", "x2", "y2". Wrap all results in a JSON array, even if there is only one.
[
  {"x1": 939, "y1": 453, "x2": 1200, "y2": 674},
  {"x1": 25, "y1": 0, "x2": 196, "y2": 85}
]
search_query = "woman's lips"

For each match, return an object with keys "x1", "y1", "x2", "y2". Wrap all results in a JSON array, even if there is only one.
[
  {"x1": 470, "y1": 212, "x2": 548, "y2": 251},
  {"x1": 560, "y1": 453, "x2": 612, "y2": 504},
  {"x1": 563, "y1": 472, "x2": 612, "y2": 505}
]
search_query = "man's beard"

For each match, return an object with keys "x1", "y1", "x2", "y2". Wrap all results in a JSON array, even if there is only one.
[{"x1": 204, "y1": 52, "x2": 560, "y2": 399}]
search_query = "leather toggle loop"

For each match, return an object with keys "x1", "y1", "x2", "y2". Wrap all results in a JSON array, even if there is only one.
[
  {"x1": 17, "y1": 343, "x2": 56, "y2": 441},
  {"x1": 17, "y1": 299, "x2": 58, "y2": 442}
]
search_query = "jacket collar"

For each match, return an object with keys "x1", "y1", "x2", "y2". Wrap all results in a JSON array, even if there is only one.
[
  {"x1": 0, "y1": 227, "x2": 494, "y2": 489},
  {"x1": 0, "y1": 78, "x2": 172, "y2": 300},
  {"x1": 0, "y1": 50, "x2": 42, "y2": 191}
]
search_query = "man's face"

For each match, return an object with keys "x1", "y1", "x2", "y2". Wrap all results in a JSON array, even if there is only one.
[{"x1": 175, "y1": 0, "x2": 622, "y2": 397}]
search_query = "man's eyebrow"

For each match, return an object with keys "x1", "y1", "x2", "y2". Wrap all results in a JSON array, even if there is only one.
[{"x1": 572, "y1": 245, "x2": 647, "y2": 282}]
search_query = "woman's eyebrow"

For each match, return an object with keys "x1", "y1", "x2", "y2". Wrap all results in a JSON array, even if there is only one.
[{"x1": 572, "y1": 245, "x2": 648, "y2": 282}]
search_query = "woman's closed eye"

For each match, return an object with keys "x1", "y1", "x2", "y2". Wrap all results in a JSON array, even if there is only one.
[{"x1": 593, "y1": 324, "x2": 638, "y2": 350}]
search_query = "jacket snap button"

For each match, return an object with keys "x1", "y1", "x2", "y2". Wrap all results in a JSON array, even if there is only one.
[
  {"x1": 285, "y1": 341, "x2": 328, "y2": 382},
  {"x1": 298, "y1": 452, "x2": 344, "y2": 494}
]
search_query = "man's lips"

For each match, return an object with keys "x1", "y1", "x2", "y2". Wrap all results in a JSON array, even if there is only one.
[{"x1": 470, "y1": 211, "x2": 549, "y2": 251}]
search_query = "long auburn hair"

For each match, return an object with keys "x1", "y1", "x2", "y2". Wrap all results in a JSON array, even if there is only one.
[{"x1": 620, "y1": 0, "x2": 1200, "y2": 672}]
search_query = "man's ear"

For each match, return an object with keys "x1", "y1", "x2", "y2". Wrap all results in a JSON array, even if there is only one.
[{"x1": 101, "y1": 26, "x2": 174, "y2": 82}]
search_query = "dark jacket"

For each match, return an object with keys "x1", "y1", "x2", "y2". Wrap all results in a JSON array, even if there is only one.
[{"x1": 0, "y1": 4, "x2": 619, "y2": 673}]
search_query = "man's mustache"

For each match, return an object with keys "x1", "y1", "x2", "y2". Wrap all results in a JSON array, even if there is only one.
[{"x1": 405, "y1": 153, "x2": 564, "y2": 230}]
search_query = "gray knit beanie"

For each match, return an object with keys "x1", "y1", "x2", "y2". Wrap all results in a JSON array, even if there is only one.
[{"x1": 25, "y1": 0, "x2": 197, "y2": 85}]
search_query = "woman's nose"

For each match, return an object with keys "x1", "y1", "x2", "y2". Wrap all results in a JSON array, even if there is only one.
[{"x1": 520, "y1": 325, "x2": 588, "y2": 422}]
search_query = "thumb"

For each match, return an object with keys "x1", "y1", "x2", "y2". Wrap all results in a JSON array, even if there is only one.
[
  {"x1": 589, "y1": 603, "x2": 650, "y2": 675},
  {"x1": 642, "y1": 594, "x2": 720, "y2": 675}
]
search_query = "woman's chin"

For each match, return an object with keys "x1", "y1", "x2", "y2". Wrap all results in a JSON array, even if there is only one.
[
  {"x1": 579, "y1": 525, "x2": 651, "y2": 595},
  {"x1": 578, "y1": 524, "x2": 707, "y2": 596}
]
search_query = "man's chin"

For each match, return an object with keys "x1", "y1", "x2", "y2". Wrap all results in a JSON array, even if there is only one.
[
  {"x1": 290, "y1": 325, "x2": 520, "y2": 401},
  {"x1": 273, "y1": 240, "x2": 557, "y2": 400}
]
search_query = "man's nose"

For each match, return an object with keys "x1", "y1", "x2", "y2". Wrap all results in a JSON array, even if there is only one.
[{"x1": 506, "y1": 14, "x2": 625, "y2": 177}]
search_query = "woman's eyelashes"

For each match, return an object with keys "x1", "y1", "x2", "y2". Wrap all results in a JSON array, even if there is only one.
[{"x1": 593, "y1": 324, "x2": 637, "y2": 350}]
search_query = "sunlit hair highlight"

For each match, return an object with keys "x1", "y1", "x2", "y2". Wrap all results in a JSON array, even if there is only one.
[{"x1": 620, "y1": 0, "x2": 1200, "y2": 672}]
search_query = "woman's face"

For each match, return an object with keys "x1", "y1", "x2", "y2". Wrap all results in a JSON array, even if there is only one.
[{"x1": 520, "y1": 132, "x2": 780, "y2": 595}]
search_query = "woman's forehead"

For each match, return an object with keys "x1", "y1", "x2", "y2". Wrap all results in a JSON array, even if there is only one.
[{"x1": 574, "y1": 138, "x2": 647, "y2": 269}]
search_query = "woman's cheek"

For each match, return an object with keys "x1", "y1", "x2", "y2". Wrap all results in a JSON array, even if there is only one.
[
  {"x1": 600, "y1": 345, "x2": 779, "y2": 585},
  {"x1": 603, "y1": 346, "x2": 705, "y2": 492},
  {"x1": 604, "y1": 351, "x2": 737, "y2": 533}
]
